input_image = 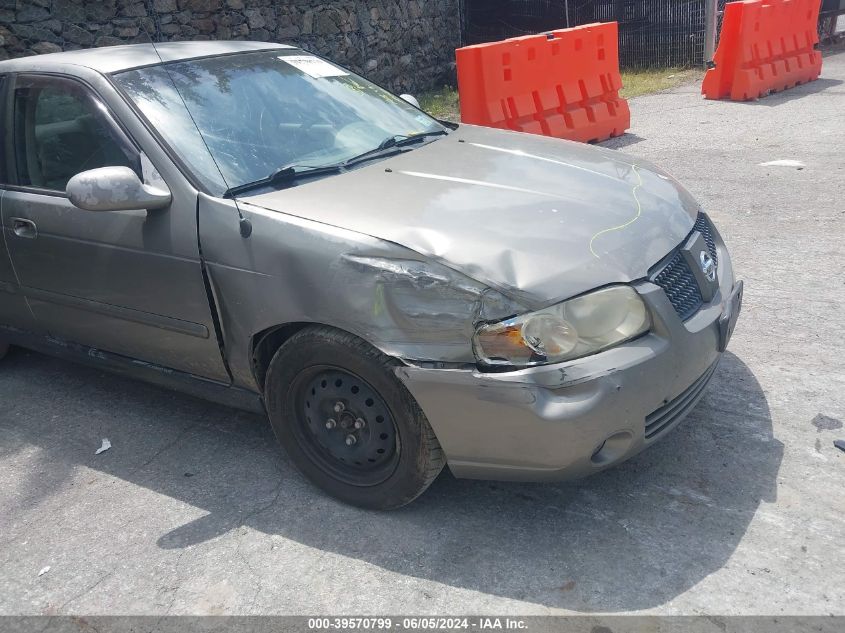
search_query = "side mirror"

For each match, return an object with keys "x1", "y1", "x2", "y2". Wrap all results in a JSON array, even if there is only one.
[
  {"x1": 66, "y1": 166, "x2": 171, "y2": 212},
  {"x1": 400, "y1": 94, "x2": 421, "y2": 109}
]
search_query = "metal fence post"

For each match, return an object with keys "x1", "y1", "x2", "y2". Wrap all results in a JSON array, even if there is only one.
[{"x1": 704, "y1": 0, "x2": 719, "y2": 67}]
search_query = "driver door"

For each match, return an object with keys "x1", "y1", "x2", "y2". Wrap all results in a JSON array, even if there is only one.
[{"x1": 1, "y1": 73, "x2": 229, "y2": 382}]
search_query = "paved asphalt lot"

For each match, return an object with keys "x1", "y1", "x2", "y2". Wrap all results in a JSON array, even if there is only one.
[{"x1": 1, "y1": 48, "x2": 844, "y2": 616}]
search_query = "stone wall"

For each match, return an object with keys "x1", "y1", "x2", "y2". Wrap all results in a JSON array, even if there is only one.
[{"x1": 0, "y1": 1, "x2": 461, "y2": 92}]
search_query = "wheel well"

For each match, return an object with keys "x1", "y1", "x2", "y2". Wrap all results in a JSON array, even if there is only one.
[
  {"x1": 251, "y1": 322, "x2": 311, "y2": 391},
  {"x1": 252, "y1": 322, "x2": 410, "y2": 395}
]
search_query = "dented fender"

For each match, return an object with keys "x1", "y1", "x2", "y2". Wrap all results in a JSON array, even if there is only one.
[{"x1": 197, "y1": 194, "x2": 526, "y2": 391}]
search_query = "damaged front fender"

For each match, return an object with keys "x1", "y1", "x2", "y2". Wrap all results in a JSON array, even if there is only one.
[
  {"x1": 335, "y1": 253, "x2": 525, "y2": 355},
  {"x1": 197, "y1": 195, "x2": 526, "y2": 390}
]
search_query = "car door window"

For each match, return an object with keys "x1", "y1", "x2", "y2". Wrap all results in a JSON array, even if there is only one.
[{"x1": 13, "y1": 76, "x2": 137, "y2": 192}]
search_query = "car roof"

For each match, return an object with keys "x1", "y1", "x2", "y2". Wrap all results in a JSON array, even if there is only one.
[{"x1": 0, "y1": 41, "x2": 295, "y2": 75}]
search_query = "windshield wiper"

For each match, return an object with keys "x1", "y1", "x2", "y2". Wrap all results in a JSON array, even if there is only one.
[
  {"x1": 224, "y1": 131, "x2": 449, "y2": 198},
  {"x1": 340, "y1": 130, "x2": 450, "y2": 168},
  {"x1": 224, "y1": 164, "x2": 342, "y2": 198},
  {"x1": 378, "y1": 130, "x2": 449, "y2": 150}
]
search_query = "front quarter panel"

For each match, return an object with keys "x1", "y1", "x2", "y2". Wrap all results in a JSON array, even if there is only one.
[{"x1": 198, "y1": 195, "x2": 525, "y2": 391}]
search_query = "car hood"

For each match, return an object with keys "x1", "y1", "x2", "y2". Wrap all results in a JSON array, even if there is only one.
[{"x1": 242, "y1": 125, "x2": 699, "y2": 306}]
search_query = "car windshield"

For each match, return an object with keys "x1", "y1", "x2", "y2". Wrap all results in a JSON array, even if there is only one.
[{"x1": 113, "y1": 49, "x2": 445, "y2": 195}]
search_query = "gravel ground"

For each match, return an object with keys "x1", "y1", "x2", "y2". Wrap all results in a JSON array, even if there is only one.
[{"x1": 1, "y1": 49, "x2": 843, "y2": 616}]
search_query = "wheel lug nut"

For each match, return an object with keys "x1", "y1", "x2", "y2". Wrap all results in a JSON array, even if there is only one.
[
  {"x1": 333, "y1": 402, "x2": 345, "y2": 413},
  {"x1": 354, "y1": 418, "x2": 366, "y2": 430},
  {"x1": 325, "y1": 419, "x2": 336, "y2": 429},
  {"x1": 345, "y1": 435, "x2": 357, "y2": 446}
]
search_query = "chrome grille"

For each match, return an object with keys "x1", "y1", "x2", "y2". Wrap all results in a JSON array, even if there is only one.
[
  {"x1": 653, "y1": 253, "x2": 703, "y2": 321},
  {"x1": 653, "y1": 213, "x2": 718, "y2": 321},
  {"x1": 693, "y1": 213, "x2": 718, "y2": 266}
]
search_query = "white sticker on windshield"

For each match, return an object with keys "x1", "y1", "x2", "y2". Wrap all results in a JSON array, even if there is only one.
[{"x1": 280, "y1": 55, "x2": 349, "y2": 79}]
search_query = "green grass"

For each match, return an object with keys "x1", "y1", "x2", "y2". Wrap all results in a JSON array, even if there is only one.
[
  {"x1": 418, "y1": 85, "x2": 461, "y2": 121},
  {"x1": 419, "y1": 67, "x2": 703, "y2": 123},
  {"x1": 618, "y1": 67, "x2": 703, "y2": 99}
]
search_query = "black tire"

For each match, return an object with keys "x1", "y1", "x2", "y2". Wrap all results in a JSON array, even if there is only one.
[
  {"x1": 0, "y1": 342, "x2": 8, "y2": 360},
  {"x1": 264, "y1": 326, "x2": 444, "y2": 509}
]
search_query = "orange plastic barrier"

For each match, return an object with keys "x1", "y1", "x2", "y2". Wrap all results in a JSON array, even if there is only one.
[
  {"x1": 456, "y1": 22, "x2": 630, "y2": 143},
  {"x1": 702, "y1": 0, "x2": 823, "y2": 101}
]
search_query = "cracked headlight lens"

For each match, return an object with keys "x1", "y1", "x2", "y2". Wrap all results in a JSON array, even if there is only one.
[{"x1": 473, "y1": 285, "x2": 651, "y2": 368}]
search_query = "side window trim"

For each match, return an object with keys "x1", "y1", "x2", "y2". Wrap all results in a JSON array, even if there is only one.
[
  {"x1": 8, "y1": 73, "x2": 141, "y2": 197},
  {"x1": 0, "y1": 75, "x2": 9, "y2": 188}
]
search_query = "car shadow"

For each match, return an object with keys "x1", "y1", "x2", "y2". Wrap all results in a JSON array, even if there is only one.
[{"x1": 0, "y1": 347, "x2": 781, "y2": 612}]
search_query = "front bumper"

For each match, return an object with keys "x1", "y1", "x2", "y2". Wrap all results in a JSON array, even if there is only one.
[{"x1": 395, "y1": 228, "x2": 741, "y2": 482}]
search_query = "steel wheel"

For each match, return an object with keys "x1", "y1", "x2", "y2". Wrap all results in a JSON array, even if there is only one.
[
  {"x1": 292, "y1": 366, "x2": 400, "y2": 486},
  {"x1": 265, "y1": 326, "x2": 445, "y2": 509}
]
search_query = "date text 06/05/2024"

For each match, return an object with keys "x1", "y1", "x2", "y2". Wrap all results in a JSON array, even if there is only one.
[{"x1": 308, "y1": 617, "x2": 528, "y2": 630}]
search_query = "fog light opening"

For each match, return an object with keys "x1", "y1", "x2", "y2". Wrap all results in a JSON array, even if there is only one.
[{"x1": 590, "y1": 431, "x2": 634, "y2": 466}]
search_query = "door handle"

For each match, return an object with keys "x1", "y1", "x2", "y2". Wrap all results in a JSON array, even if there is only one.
[{"x1": 10, "y1": 218, "x2": 37, "y2": 239}]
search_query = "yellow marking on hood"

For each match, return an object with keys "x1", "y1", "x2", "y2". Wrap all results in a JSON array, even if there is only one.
[{"x1": 589, "y1": 164, "x2": 644, "y2": 259}]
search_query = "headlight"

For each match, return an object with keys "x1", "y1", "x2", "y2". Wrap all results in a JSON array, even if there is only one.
[{"x1": 473, "y1": 285, "x2": 651, "y2": 368}]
